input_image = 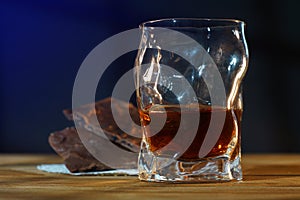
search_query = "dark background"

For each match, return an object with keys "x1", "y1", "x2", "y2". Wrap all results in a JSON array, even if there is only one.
[{"x1": 1, "y1": 0, "x2": 300, "y2": 153}]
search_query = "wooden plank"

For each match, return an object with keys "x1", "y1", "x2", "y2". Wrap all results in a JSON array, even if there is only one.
[{"x1": 0, "y1": 154, "x2": 300, "y2": 200}]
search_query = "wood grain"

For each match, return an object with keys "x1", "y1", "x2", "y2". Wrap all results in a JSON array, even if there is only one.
[{"x1": 0, "y1": 154, "x2": 300, "y2": 200}]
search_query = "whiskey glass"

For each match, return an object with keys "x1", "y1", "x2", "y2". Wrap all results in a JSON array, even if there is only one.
[{"x1": 135, "y1": 18, "x2": 248, "y2": 182}]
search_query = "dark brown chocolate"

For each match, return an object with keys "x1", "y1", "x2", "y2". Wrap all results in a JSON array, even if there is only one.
[
  {"x1": 64, "y1": 97, "x2": 141, "y2": 153},
  {"x1": 49, "y1": 98, "x2": 142, "y2": 172},
  {"x1": 49, "y1": 127, "x2": 112, "y2": 172}
]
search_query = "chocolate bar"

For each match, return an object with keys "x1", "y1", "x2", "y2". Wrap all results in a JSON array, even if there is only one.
[
  {"x1": 49, "y1": 127, "x2": 111, "y2": 172},
  {"x1": 63, "y1": 97, "x2": 141, "y2": 153},
  {"x1": 49, "y1": 98, "x2": 142, "y2": 172}
]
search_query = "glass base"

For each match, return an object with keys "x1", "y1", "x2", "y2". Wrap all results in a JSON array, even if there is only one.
[{"x1": 138, "y1": 147, "x2": 242, "y2": 183}]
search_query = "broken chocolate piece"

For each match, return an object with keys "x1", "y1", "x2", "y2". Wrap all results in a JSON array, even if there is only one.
[
  {"x1": 49, "y1": 98, "x2": 142, "y2": 172},
  {"x1": 64, "y1": 97, "x2": 141, "y2": 153},
  {"x1": 49, "y1": 127, "x2": 111, "y2": 172},
  {"x1": 49, "y1": 127, "x2": 138, "y2": 172}
]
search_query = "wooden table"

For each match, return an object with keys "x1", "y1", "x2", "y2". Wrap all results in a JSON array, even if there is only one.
[{"x1": 0, "y1": 154, "x2": 300, "y2": 200}]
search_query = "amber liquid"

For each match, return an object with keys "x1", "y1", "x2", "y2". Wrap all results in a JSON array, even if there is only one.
[{"x1": 139, "y1": 105, "x2": 242, "y2": 161}]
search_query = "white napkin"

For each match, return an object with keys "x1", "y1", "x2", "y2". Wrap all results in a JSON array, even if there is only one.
[{"x1": 37, "y1": 164, "x2": 138, "y2": 176}]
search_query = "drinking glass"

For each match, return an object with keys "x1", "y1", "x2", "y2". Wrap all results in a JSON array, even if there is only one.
[{"x1": 135, "y1": 18, "x2": 248, "y2": 182}]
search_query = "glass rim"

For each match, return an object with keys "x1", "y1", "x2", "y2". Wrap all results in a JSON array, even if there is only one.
[{"x1": 140, "y1": 18, "x2": 245, "y2": 29}]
